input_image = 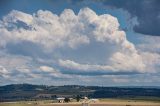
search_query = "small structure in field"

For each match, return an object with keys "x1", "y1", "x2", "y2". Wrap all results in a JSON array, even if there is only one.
[
  {"x1": 56, "y1": 97, "x2": 65, "y2": 103},
  {"x1": 81, "y1": 96, "x2": 88, "y2": 102},
  {"x1": 56, "y1": 97, "x2": 73, "y2": 103},
  {"x1": 88, "y1": 99, "x2": 99, "y2": 103}
]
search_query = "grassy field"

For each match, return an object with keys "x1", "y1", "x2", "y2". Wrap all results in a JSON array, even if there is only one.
[{"x1": 0, "y1": 98, "x2": 160, "y2": 106}]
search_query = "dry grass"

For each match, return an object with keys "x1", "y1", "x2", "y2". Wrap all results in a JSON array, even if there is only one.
[{"x1": 0, "y1": 99, "x2": 160, "y2": 106}]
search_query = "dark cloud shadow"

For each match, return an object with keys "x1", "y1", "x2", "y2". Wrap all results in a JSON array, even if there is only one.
[
  {"x1": 98, "y1": 0, "x2": 160, "y2": 36},
  {"x1": 5, "y1": 41, "x2": 49, "y2": 59},
  {"x1": 69, "y1": 0, "x2": 160, "y2": 36}
]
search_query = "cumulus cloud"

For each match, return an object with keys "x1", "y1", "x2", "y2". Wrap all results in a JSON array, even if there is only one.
[
  {"x1": 0, "y1": 8, "x2": 136, "y2": 51},
  {"x1": 136, "y1": 35, "x2": 160, "y2": 72},
  {"x1": 39, "y1": 66, "x2": 57, "y2": 73},
  {"x1": 0, "y1": 52, "x2": 37, "y2": 80},
  {"x1": 0, "y1": 53, "x2": 32, "y2": 71},
  {"x1": 137, "y1": 35, "x2": 160, "y2": 53},
  {"x1": 0, "y1": 8, "x2": 148, "y2": 74},
  {"x1": 0, "y1": 9, "x2": 90, "y2": 49},
  {"x1": 0, "y1": 66, "x2": 10, "y2": 78},
  {"x1": 0, "y1": 7, "x2": 159, "y2": 85},
  {"x1": 0, "y1": 53, "x2": 71, "y2": 84},
  {"x1": 140, "y1": 52, "x2": 160, "y2": 73},
  {"x1": 59, "y1": 59, "x2": 114, "y2": 72},
  {"x1": 96, "y1": 0, "x2": 160, "y2": 36},
  {"x1": 39, "y1": 65, "x2": 65, "y2": 78},
  {"x1": 110, "y1": 52, "x2": 145, "y2": 72},
  {"x1": 3, "y1": 10, "x2": 33, "y2": 24},
  {"x1": 59, "y1": 51, "x2": 145, "y2": 73}
]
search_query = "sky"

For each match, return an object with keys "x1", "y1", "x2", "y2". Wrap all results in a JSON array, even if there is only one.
[{"x1": 0, "y1": 0, "x2": 160, "y2": 86}]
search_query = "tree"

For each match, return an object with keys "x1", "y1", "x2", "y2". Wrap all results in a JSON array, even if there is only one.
[
  {"x1": 51, "y1": 95, "x2": 57, "y2": 99},
  {"x1": 64, "y1": 97, "x2": 70, "y2": 103},
  {"x1": 76, "y1": 95, "x2": 80, "y2": 102}
]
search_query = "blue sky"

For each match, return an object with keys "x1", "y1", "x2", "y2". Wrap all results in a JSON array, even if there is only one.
[{"x1": 0, "y1": 0, "x2": 160, "y2": 86}]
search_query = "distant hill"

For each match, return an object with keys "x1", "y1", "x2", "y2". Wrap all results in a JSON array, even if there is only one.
[{"x1": 0, "y1": 84, "x2": 160, "y2": 102}]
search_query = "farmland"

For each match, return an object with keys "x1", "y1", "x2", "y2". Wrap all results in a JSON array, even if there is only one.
[
  {"x1": 0, "y1": 98, "x2": 160, "y2": 106},
  {"x1": 1, "y1": 84, "x2": 160, "y2": 102},
  {"x1": 1, "y1": 84, "x2": 160, "y2": 106}
]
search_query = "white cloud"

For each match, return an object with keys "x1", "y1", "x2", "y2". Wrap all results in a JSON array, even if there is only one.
[
  {"x1": 59, "y1": 52, "x2": 145, "y2": 73},
  {"x1": 0, "y1": 8, "x2": 148, "y2": 74},
  {"x1": 0, "y1": 66, "x2": 10, "y2": 78},
  {"x1": 59, "y1": 59, "x2": 114, "y2": 72},
  {"x1": 3, "y1": 10, "x2": 33, "y2": 24},
  {"x1": 0, "y1": 8, "x2": 136, "y2": 52},
  {"x1": 137, "y1": 35, "x2": 160, "y2": 53},
  {"x1": 0, "y1": 53, "x2": 32, "y2": 71},
  {"x1": 0, "y1": 8, "x2": 159, "y2": 86},
  {"x1": 39, "y1": 65, "x2": 64, "y2": 77},
  {"x1": 0, "y1": 9, "x2": 91, "y2": 49},
  {"x1": 39, "y1": 65, "x2": 73, "y2": 78},
  {"x1": 110, "y1": 52, "x2": 145, "y2": 72},
  {"x1": 136, "y1": 35, "x2": 160, "y2": 72},
  {"x1": 140, "y1": 52, "x2": 160, "y2": 72},
  {"x1": 0, "y1": 66, "x2": 9, "y2": 74},
  {"x1": 39, "y1": 66, "x2": 58, "y2": 73}
]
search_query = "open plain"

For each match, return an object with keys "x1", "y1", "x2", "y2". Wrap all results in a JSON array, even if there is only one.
[{"x1": 0, "y1": 99, "x2": 160, "y2": 106}]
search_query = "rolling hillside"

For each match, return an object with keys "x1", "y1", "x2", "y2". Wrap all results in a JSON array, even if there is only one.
[{"x1": 0, "y1": 84, "x2": 160, "y2": 102}]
